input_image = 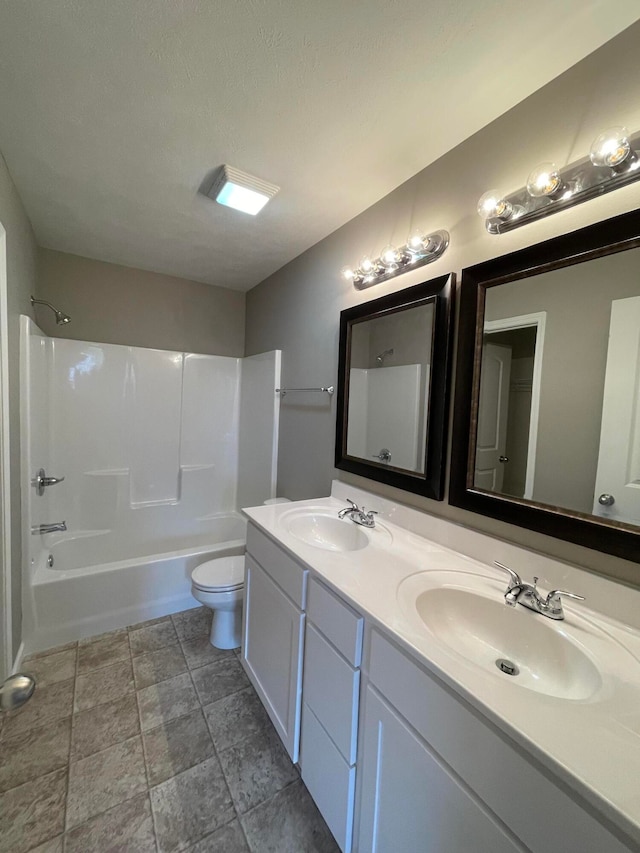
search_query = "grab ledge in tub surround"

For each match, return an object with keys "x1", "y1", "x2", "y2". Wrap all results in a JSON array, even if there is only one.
[{"x1": 243, "y1": 481, "x2": 640, "y2": 846}]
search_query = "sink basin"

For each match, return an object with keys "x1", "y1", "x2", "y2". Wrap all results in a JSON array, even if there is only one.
[
  {"x1": 398, "y1": 572, "x2": 603, "y2": 701},
  {"x1": 281, "y1": 506, "x2": 393, "y2": 552},
  {"x1": 285, "y1": 512, "x2": 370, "y2": 552}
]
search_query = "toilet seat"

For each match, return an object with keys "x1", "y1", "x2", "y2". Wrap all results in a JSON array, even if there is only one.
[{"x1": 191, "y1": 555, "x2": 244, "y2": 592}]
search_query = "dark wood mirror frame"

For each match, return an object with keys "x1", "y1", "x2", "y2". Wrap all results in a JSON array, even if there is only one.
[
  {"x1": 335, "y1": 274, "x2": 455, "y2": 500},
  {"x1": 450, "y1": 208, "x2": 640, "y2": 563}
]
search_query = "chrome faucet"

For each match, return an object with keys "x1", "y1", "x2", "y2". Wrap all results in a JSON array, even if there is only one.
[
  {"x1": 337, "y1": 498, "x2": 378, "y2": 529},
  {"x1": 494, "y1": 561, "x2": 584, "y2": 621},
  {"x1": 32, "y1": 521, "x2": 67, "y2": 535}
]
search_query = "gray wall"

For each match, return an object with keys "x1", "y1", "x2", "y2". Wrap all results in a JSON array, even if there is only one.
[
  {"x1": 246, "y1": 22, "x2": 640, "y2": 588},
  {"x1": 37, "y1": 249, "x2": 246, "y2": 357},
  {"x1": 0, "y1": 151, "x2": 38, "y2": 662}
]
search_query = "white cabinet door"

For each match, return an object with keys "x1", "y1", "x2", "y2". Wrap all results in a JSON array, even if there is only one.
[
  {"x1": 357, "y1": 685, "x2": 523, "y2": 853},
  {"x1": 242, "y1": 555, "x2": 305, "y2": 762}
]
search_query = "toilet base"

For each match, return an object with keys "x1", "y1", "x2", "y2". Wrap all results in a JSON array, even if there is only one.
[{"x1": 209, "y1": 606, "x2": 241, "y2": 649}]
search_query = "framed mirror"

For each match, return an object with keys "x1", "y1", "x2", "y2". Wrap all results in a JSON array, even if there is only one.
[
  {"x1": 450, "y1": 208, "x2": 640, "y2": 562},
  {"x1": 335, "y1": 274, "x2": 454, "y2": 499}
]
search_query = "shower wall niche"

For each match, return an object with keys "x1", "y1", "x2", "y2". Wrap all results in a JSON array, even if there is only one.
[{"x1": 21, "y1": 316, "x2": 281, "y2": 576}]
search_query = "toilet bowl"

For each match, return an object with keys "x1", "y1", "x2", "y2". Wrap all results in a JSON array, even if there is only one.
[{"x1": 190, "y1": 555, "x2": 245, "y2": 649}]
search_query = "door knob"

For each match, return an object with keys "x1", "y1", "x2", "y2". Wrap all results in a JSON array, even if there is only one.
[
  {"x1": 598, "y1": 493, "x2": 615, "y2": 506},
  {"x1": 498, "y1": 456, "x2": 509, "y2": 463}
]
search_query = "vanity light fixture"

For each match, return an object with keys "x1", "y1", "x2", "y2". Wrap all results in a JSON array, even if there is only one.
[
  {"x1": 341, "y1": 229, "x2": 450, "y2": 289},
  {"x1": 208, "y1": 165, "x2": 279, "y2": 215},
  {"x1": 478, "y1": 124, "x2": 640, "y2": 234}
]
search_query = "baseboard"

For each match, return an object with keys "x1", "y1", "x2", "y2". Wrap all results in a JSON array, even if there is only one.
[{"x1": 11, "y1": 640, "x2": 25, "y2": 673}]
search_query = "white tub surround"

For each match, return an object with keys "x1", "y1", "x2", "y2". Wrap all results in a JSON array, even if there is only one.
[
  {"x1": 243, "y1": 481, "x2": 640, "y2": 851},
  {"x1": 20, "y1": 316, "x2": 280, "y2": 652}
]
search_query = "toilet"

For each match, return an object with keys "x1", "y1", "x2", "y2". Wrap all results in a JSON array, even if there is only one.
[
  {"x1": 190, "y1": 555, "x2": 245, "y2": 649},
  {"x1": 191, "y1": 498, "x2": 291, "y2": 649}
]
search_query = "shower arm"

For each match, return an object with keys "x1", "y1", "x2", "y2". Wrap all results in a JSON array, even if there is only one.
[{"x1": 30, "y1": 296, "x2": 71, "y2": 325}]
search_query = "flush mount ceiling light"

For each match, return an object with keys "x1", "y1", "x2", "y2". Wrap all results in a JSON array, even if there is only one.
[
  {"x1": 208, "y1": 165, "x2": 279, "y2": 215},
  {"x1": 341, "y1": 229, "x2": 450, "y2": 289},
  {"x1": 478, "y1": 123, "x2": 640, "y2": 234}
]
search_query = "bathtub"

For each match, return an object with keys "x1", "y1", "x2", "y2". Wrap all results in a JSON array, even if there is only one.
[{"x1": 25, "y1": 512, "x2": 246, "y2": 654}]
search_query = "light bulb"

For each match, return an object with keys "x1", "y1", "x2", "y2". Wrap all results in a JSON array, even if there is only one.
[
  {"x1": 340, "y1": 265, "x2": 356, "y2": 281},
  {"x1": 526, "y1": 163, "x2": 563, "y2": 198},
  {"x1": 477, "y1": 190, "x2": 512, "y2": 220},
  {"x1": 407, "y1": 229, "x2": 425, "y2": 252},
  {"x1": 590, "y1": 126, "x2": 634, "y2": 169},
  {"x1": 380, "y1": 245, "x2": 399, "y2": 269},
  {"x1": 359, "y1": 255, "x2": 374, "y2": 273}
]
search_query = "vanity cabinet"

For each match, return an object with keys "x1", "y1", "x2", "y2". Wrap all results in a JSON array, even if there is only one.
[
  {"x1": 299, "y1": 578, "x2": 363, "y2": 852},
  {"x1": 356, "y1": 628, "x2": 635, "y2": 853},
  {"x1": 357, "y1": 685, "x2": 522, "y2": 853},
  {"x1": 242, "y1": 524, "x2": 307, "y2": 761}
]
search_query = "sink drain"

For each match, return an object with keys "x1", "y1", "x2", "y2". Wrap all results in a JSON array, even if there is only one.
[{"x1": 496, "y1": 658, "x2": 519, "y2": 677}]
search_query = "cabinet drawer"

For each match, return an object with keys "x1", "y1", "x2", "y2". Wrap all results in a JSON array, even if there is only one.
[
  {"x1": 301, "y1": 703, "x2": 355, "y2": 853},
  {"x1": 246, "y1": 522, "x2": 307, "y2": 608},
  {"x1": 368, "y1": 629, "x2": 634, "y2": 853},
  {"x1": 307, "y1": 577, "x2": 363, "y2": 666},
  {"x1": 303, "y1": 623, "x2": 359, "y2": 764}
]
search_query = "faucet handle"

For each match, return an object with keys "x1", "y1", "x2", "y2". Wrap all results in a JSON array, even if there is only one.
[
  {"x1": 494, "y1": 561, "x2": 523, "y2": 589},
  {"x1": 345, "y1": 498, "x2": 358, "y2": 509},
  {"x1": 545, "y1": 589, "x2": 585, "y2": 605}
]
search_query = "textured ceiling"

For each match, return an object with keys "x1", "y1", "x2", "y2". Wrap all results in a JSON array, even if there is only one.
[{"x1": 0, "y1": 1, "x2": 638, "y2": 291}]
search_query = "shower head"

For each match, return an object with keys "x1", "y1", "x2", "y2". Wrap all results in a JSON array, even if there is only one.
[
  {"x1": 375, "y1": 348, "x2": 394, "y2": 365},
  {"x1": 30, "y1": 296, "x2": 71, "y2": 325}
]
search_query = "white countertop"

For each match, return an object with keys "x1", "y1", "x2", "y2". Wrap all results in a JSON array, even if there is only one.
[{"x1": 244, "y1": 482, "x2": 640, "y2": 847}]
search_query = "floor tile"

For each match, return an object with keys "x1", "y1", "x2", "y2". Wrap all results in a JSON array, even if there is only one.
[
  {"x1": 77, "y1": 629, "x2": 130, "y2": 674},
  {"x1": 133, "y1": 642, "x2": 187, "y2": 689},
  {"x1": 71, "y1": 693, "x2": 140, "y2": 761},
  {"x1": 181, "y1": 635, "x2": 234, "y2": 670},
  {"x1": 0, "y1": 767, "x2": 67, "y2": 853},
  {"x1": 66, "y1": 735, "x2": 147, "y2": 829},
  {"x1": 24, "y1": 640, "x2": 77, "y2": 660},
  {"x1": 79, "y1": 627, "x2": 127, "y2": 646},
  {"x1": 150, "y1": 756, "x2": 234, "y2": 853},
  {"x1": 240, "y1": 779, "x2": 340, "y2": 853},
  {"x1": 65, "y1": 791, "x2": 156, "y2": 853},
  {"x1": 142, "y1": 707, "x2": 215, "y2": 786},
  {"x1": 129, "y1": 620, "x2": 178, "y2": 656},
  {"x1": 172, "y1": 607, "x2": 211, "y2": 642},
  {"x1": 28, "y1": 836, "x2": 63, "y2": 853},
  {"x1": 1, "y1": 678, "x2": 74, "y2": 738},
  {"x1": 21, "y1": 647, "x2": 76, "y2": 687},
  {"x1": 0, "y1": 716, "x2": 71, "y2": 793},
  {"x1": 128, "y1": 614, "x2": 172, "y2": 631},
  {"x1": 186, "y1": 818, "x2": 250, "y2": 852},
  {"x1": 137, "y1": 672, "x2": 200, "y2": 732},
  {"x1": 191, "y1": 657, "x2": 249, "y2": 706},
  {"x1": 219, "y1": 726, "x2": 298, "y2": 814},
  {"x1": 74, "y1": 658, "x2": 134, "y2": 712},
  {"x1": 204, "y1": 686, "x2": 271, "y2": 753}
]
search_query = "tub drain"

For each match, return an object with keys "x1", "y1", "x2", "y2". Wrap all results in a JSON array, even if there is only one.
[{"x1": 496, "y1": 658, "x2": 519, "y2": 677}]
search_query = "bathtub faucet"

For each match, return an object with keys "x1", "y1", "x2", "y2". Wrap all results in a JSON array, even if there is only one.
[{"x1": 32, "y1": 521, "x2": 67, "y2": 535}]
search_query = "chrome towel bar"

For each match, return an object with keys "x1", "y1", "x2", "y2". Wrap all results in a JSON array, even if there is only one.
[{"x1": 276, "y1": 386, "x2": 334, "y2": 397}]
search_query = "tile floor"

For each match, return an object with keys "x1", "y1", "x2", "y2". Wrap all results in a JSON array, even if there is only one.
[{"x1": 0, "y1": 607, "x2": 340, "y2": 853}]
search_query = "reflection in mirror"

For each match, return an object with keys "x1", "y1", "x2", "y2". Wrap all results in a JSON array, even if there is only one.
[
  {"x1": 475, "y1": 249, "x2": 640, "y2": 526},
  {"x1": 336, "y1": 274, "x2": 454, "y2": 500},
  {"x1": 347, "y1": 302, "x2": 434, "y2": 474},
  {"x1": 450, "y1": 210, "x2": 640, "y2": 562}
]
